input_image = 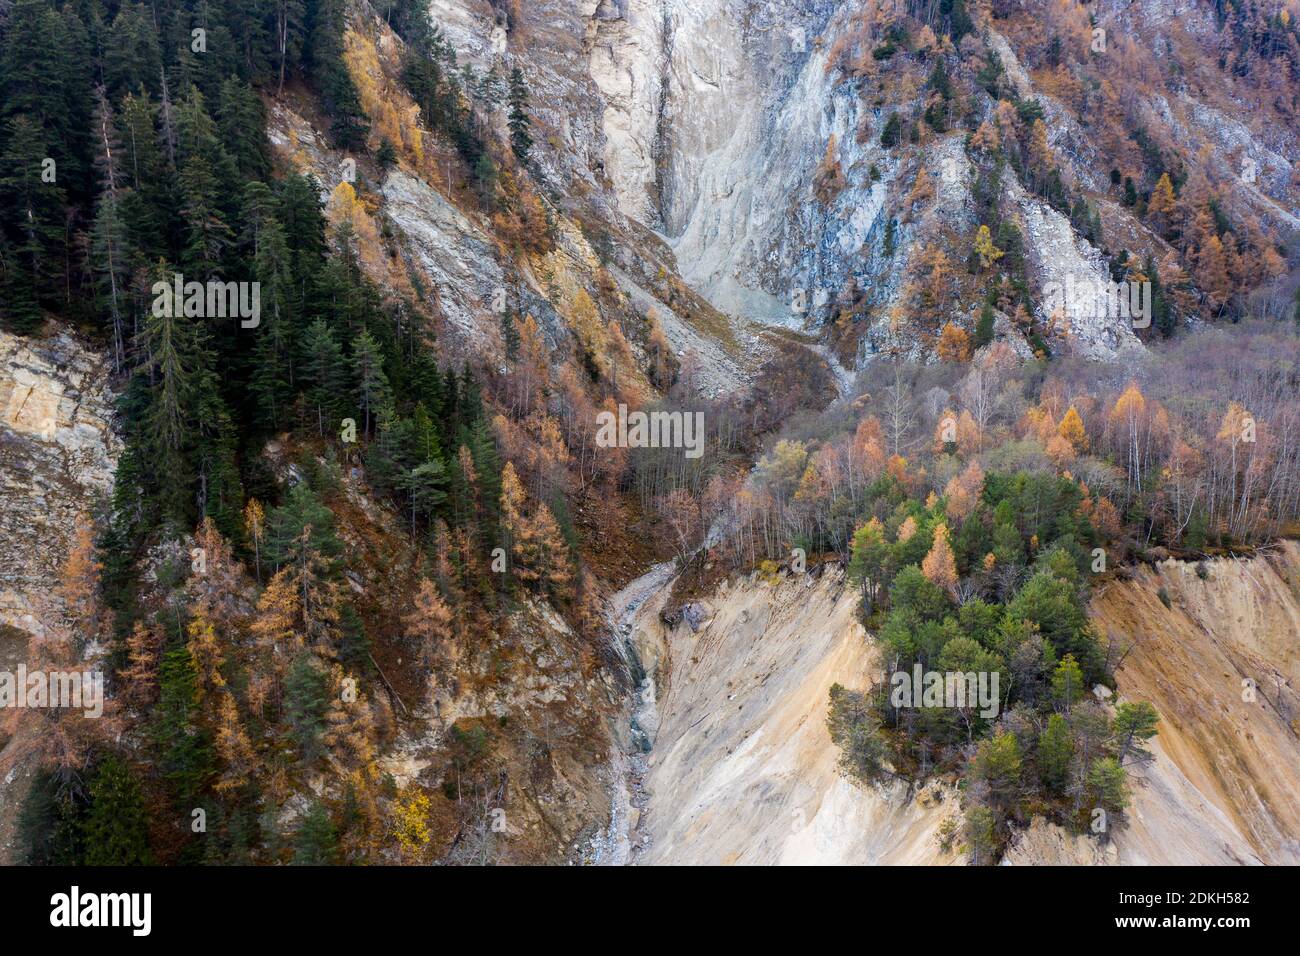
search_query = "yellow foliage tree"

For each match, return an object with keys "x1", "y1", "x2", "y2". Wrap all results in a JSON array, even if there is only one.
[
  {"x1": 905, "y1": 166, "x2": 935, "y2": 221},
  {"x1": 250, "y1": 566, "x2": 302, "y2": 659},
  {"x1": 60, "y1": 515, "x2": 102, "y2": 629},
  {"x1": 970, "y1": 119, "x2": 999, "y2": 155},
  {"x1": 244, "y1": 498, "x2": 265, "y2": 581},
  {"x1": 1057, "y1": 405, "x2": 1088, "y2": 452},
  {"x1": 391, "y1": 789, "x2": 432, "y2": 859},
  {"x1": 973, "y1": 224, "x2": 1004, "y2": 270},
  {"x1": 937, "y1": 322, "x2": 973, "y2": 363},
  {"x1": 1147, "y1": 173, "x2": 1178, "y2": 234},
  {"x1": 943, "y1": 461, "x2": 985, "y2": 522},
  {"x1": 814, "y1": 134, "x2": 848, "y2": 203},
  {"x1": 1046, "y1": 433, "x2": 1077, "y2": 468},
  {"x1": 921, "y1": 522, "x2": 959, "y2": 597},
  {"x1": 568, "y1": 288, "x2": 607, "y2": 376},
  {"x1": 403, "y1": 578, "x2": 453, "y2": 672}
]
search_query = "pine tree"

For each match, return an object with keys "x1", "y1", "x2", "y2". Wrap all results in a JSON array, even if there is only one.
[
  {"x1": 974, "y1": 302, "x2": 995, "y2": 347},
  {"x1": 406, "y1": 460, "x2": 449, "y2": 530},
  {"x1": 308, "y1": 0, "x2": 370, "y2": 149},
  {"x1": 265, "y1": 482, "x2": 342, "y2": 568},
  {"x1": 103, "y1": 2, "x2": 163, "y2": 99},
  {"x1": 1113, "y1": 700, "x2": 1159, "y2": 763},
  {"x1": 83, "y1": 755, "x2": 154, "y2": 865},
  {"x1": 277, "y1": 171, "x2": 328, "y2": 302},
  {"x1": 17, "y1": 771, "x2": 86, "y2": 865},
  {"x1": 0, "y1": 115, "x2": 66, "y2": 329},
  {"x1": 1087, "y1": 756, "x2": 1129, "y2": 813},
  {"x1": 0, "y1": 0, "x2": 93, "y2": 193},
  {"x1": 285, "y1": 650, "x2": 330, "y2": 760},
  {"x1": 300, "y1": 317, "x2": 347, "y2": 434},
  {"x1": 507, "y1": 67, "x2": 533, "y2": 164},
  {"x1": 971, "y1": 731, "x2": 1022, "y2": 818},
  {"x1": 292, "y1": 800, "x2": 338, "y2": 863},
  {"x1": 153, "y1": 644, "x2": 214, "y2": 805},
  {"x1": 115, "y1": 93, "x2": 170, "y2": 264},
  {"x1": 1051, "y1": 654, "x2": 1085, "y2": 715},
  {"x1": 175, "y1": 89, "x2": 233, "y2": 277},
  {"x1": 195, "y1": 399, "x2": 246, "y2": 542},
  {"x1": 217, "y1": 77, "x2": 271, "y2": 182},
  {"x1": 964, "y1": 804, "x2": 998, "y2": 866},
  {"x1": 880, "y1": 113, "x2": 902, "y2": 148},
  {"x1": 274, "y1": 0, "x2": 308, "y2": 95},
  {"x1": 351, "y1": 328, "x2": 392, "y2": 435},
  {"x1": 244, "y1": 182, "x2": 295, "y2": 425},
  {"x1": 139, "y1": 259, "x2": 212, "y2": 528},
  {"x1": 1037, "y1": 713, "x2": 1073, "y2": 792},
  {"x1": 847, "y1": 518, "x2": 889, "y2": 608},
  {"x1": 466, "y1": 415, "x2": 502, "y2": 538}
]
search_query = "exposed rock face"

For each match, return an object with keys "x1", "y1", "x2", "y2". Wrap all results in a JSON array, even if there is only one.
[
  {"x1": 587, "y1": 0, "x2": 667, "y2": 225},
  {"x1": 1011, "y1": 177, "x2": 1144, "y2": 361},
  {"x1": 381, "y1": 169, "x2": 506, "y2": 342},
  {"x1": 271, "y1": 0, "x2": 1272, "y2": 381},
  {"x1": 0, "y1": 330, "x2": 120, "y2": 635},
  {"x1": 0, "y1": 328, "x2": 118, "y2": 862},
  {"x1": 376, "y1": 592, "x2": 631, "y2": 865},
  {"x1": 593, "y1": 0, "x2": 888, "y2": 330},
  {"x1": 579, "y1": 0, "x2": 1296, "y2": 365}
]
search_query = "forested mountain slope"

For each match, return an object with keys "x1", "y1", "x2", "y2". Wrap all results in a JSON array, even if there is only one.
[{"x1": 0, "y1": 0, "x2": 1297, "y2": 865}]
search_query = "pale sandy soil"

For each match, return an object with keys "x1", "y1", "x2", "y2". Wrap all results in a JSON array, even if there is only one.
[
  {"x1": 1086, "y1": 543, "x2": 1300, "y2": 864},
  {"x1": 630, "y1": 568, "x2": 959, "y2": 865},
  {"x1": 625, "y1": 545, "x2": 1300, "y2": 865}
]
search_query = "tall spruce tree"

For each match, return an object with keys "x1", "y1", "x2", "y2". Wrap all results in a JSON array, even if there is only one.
[
  {"x1": 83, "y1": 755, "x2": 154, "y2": 865},
  {"x1": 507, "y1": 66, "x2": 533, "y2": 164}
]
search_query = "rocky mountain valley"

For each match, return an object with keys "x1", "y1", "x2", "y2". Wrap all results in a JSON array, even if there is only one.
[{"x1": 0, "y1": 0, "x2": 1297, "y2": 869}]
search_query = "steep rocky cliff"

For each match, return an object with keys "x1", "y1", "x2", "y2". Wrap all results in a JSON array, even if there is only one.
[
  {"x1": 273, "y1": 0, "x2": 1298, "y2": 391},
  {"x1": 0, "y1": 329, "x2": 120, "y2": 862},
  {"x1": 0, "y1": 330, "x2": 120, "y2": 637},
  {"x1": 582, "y1": 0, "x2": 1298, "y2": 363}
]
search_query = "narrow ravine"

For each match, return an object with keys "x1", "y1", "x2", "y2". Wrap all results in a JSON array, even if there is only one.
[{"x1": 587, "y1": 560, "x2": 676, "y2": 865}]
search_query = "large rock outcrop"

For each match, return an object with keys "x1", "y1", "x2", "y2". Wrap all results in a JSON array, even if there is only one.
[{"x1": 0, "y1": 330, "x2": 120, "y2": 636}]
